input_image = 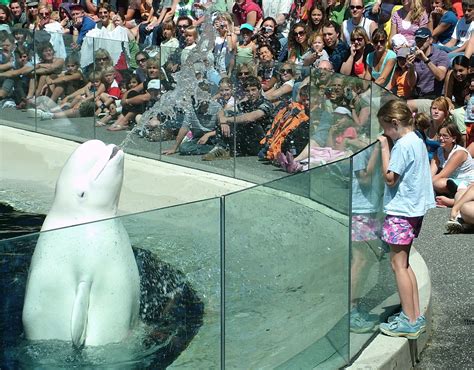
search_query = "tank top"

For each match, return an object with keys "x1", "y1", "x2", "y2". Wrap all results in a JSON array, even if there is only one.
[{"x1": 437, "y1": 145, "x2": 474, "y2": 180}]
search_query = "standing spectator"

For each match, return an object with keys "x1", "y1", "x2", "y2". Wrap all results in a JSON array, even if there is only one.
[
  {"x1": 366, "y1": 28, "x2": 397, "y2": 88},
  {"x1": 323, "y1": 20, "x2": 350, "y2": 73},
  {"x1": 202, "y1": 76, "x2": 273, "y2": 159},
  {"x1": 341, "y1": 0, "x2": 377, "y2": 46},
  {"x1": 340, "y1": 27, "x2": 373, "y2": 79},
  {"x1": 407, "y1": 27, "x2": 450, "y2": 113},
  {"x1": 232, "y1": 0, "x2": 262, "y2": 27},
  {"x1": 429, "y1": 0, "x2": 458, "y2": 44},
  {"x1": 390, "y1": 0, "x2": 429, "y2": 44},
  {"x1": 377, "y1": 100, "x2": 434, "y2": 340},
  {"x1": 9, "y1": 0, "x2": 26, "y2": 28}
]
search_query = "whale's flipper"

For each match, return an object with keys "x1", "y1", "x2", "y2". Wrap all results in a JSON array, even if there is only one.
[{"x1": 71, "y1": 281, "x2": 91, "y2": 348}]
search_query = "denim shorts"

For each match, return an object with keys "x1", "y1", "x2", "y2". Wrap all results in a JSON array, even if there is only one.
[{"x1": 381, "y1": 215, "x2": 424, "y2": 246}]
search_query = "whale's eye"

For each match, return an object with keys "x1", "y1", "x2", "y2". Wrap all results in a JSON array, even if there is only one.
[{"x1": 79, "y1": 192, "x2": 85, "y2": 198}]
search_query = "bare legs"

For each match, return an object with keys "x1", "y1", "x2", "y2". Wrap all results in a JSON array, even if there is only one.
[{"x1": 390, "y1": 243, "x2": 420, "y2": 324}]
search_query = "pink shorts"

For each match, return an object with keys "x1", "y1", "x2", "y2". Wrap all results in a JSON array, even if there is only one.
[
  {"x1": 351, "y1": 214, "x2": 380, "y2": 242},
  {"x1": 381, "y1": 215, "x2": 424, "y2": 246}
]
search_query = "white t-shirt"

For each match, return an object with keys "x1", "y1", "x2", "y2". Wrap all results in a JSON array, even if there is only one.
[
  {"x1": 342, "y1": 17, "x2": 375, "y2": 45},
  {"x1": 452, "y1": 18, "x2": 474, "y2": 47}
]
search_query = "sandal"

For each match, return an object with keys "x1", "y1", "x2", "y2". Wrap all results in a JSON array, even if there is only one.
[
  {"x1": 95, "y1": 120, "x2": 107, "y2": 127},
  {"x1": 446, "y1": 219, "x2": 464, "y2": 234},
  {"x1": 107, "y1": 123, "x2": 129, "y2": 131}
]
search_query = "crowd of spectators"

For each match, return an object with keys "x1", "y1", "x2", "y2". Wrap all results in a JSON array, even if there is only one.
[{"x1": 0, "y1": 0, "x2": 473, "y2": 228}]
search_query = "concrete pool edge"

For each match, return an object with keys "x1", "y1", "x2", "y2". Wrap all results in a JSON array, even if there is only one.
[{"x1": 348, "y1": 247, "x2": 432, "y2": 369}]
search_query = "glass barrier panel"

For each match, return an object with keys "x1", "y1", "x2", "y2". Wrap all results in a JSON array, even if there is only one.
[
  {"x1": 349, "y1": 144, "x2": 398, "y2": 359},
  {"x1": 0, "y1": 199, "x2": 221, "y2": 368},
  {"x1": 368, "y1": 82, "x2": 399, "y2": 142},
  {"x1": 224, "y1": 163, "x2": 350, "y2": 368}
]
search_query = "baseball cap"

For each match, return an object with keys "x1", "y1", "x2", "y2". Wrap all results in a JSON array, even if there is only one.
[
  {"x1": 240, "y1": 23, "x2": 254, "y2": 32},
  {"x1": 147, "y1": 79, "x2": 161, "y2": 90},
  {"x1": 391, "y1": 34, "x2": 408, "y2": 49},
  {"x1": 26, "y1": 0, "x2": 39, "y2": 6},
  {"x1": 396, "y1": 47, "x2": 410, "y2": 58},
  {"x1": 414, "y1": 27, "x2": 432, "y2": 39},
  {"x1": 334, "y1": 106, "x2": 352, "y2": 118}
]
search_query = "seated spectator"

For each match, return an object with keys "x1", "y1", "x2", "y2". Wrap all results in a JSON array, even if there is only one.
[
  {"x1": 256, "y1": 43, "x2": 278, "y2": 91},
  {"x1": 465, "y1": 73, "x2": 474, "y2": 146},
  {"x1": 160, "y1": 21, "x2": 180, "y2": 66},
  {"x1": 26, "y1": 41, "x2": 64, "y2": 103},
  {"x1": 162, "y1": 82, "x2": 222, "y2": 155},
  {"x1": 24, "y1": 0, "x2": 39, "y2": 30},
  {"x1": 253, "y1": 17, "x2": 281, "y2": 61},
  {"x1": 95, "y1": 3, "x2": 114, "y2": 31},
  {"x1": 58, "y1": 3, "x2": 76, "y2": 35},
  {"x1": 429, "y1": 0, "x2": 458, "y2": 44},
  {"x1": 325, "y1": 0, "x2": 349, "y2": 25},
  {"x1": 34, "y1": 4, "x2": 66, "y2": 59},
  {"x1": 95, "y1": 66, "x2": 122, "y2": 117},
  {"x1": 235, "y1": 23, "x2": 257, "y2": 66},
  {"x1": 233, "y1": 62, "x2": 256, "y2": 100},
  {"x1": 28, "y1": 71, "x2": 105, "y2": 120},
  {"x1": 444, "y1": 55, "x2": 470, "y2": 108},
  {"x1": 0, "y1": 33, "x2": 15, "y2": 73},
  {"x1": 0, "y1": 45, "x2": 33, "y2": 104},
  {"x1": 213, "y1": 77, "x2": 235, "y2": 109},
  {"x1": 0, "y1": 5, "x2": 12, "y2": 33},
  {"x1": 261, "y1": 0, "x2": 291, "y2": 38},
  {"x1": 232, "y1": 0, "x2": 263, "y2": 27},
  {"x1": 390, "y1": 0, "x2": 429, "y2": 44},
  {"x1": 340, "y1": 27, "x2": 373, "y2": 79},
  {"x1": 431, "y1": 122, "x2": 474, "y2": 206},
  {"x1": 341, "y1": 0, "x2": 377, "y2": 46},
  {"x1": 180, "y1": 25, "x2": 198, "y2": 65},
  {"x1": 306, "y1": 3, "x2": 326, "y2": 35},
  {"x1": 134, "y1": 51, "x2": 149, "y2": 82},
  {"x1": 9, "y1": 0, "x2": 26, "y2": 28},
  {"x1": 263, "y1": 62, "x2": 295, "y2": 109},
  {"x1": 388, "y1": 47, "x2": 416, "y2": 98},
  {"x1": 39, "y1": 53, "x2": 84, "y2": 107},
  {"x1": 202, "y1": 76, "x2": 273, "y2": 160},
  {"x1": 108, "y1": 57, "x2": 162, "y2": 131},
  {"x1": 213, "y1": 12, "x2": 237, "y2": 76},
  {"x1": 446, "y1": 182, "x2": 474, "y2": 232},
  {"x1": 288, "y1": 22, "x2": 310, "y2": 66},
  {"x1": 70, "y1": 4, "x2": 96, "y2": 49},
  {"x1": 438, "y1": 0, "x2": 474, "y2": 55},
  {"x1": 302, "y1": 32, "x2": 330, "y2": 68},
  {"x1": 323, "y1": 20, "x2": 350, "y2": 73},
  {"x1": 407, "y1": 27, "x2": 450, "y2": 113},
  {"x1": 366, "y1": 28, "x2": 397, "y2": 88}
]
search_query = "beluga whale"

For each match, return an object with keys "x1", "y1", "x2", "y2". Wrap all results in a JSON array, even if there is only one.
[{"x1": 22, "y1": 140, "x2": 140, "y2": 348}]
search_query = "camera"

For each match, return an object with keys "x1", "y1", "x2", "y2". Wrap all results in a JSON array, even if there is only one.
[
  {"x1": 220, "y1": 22, "x2": 226, "y2": 29},
  {"x1": 409, "y1": 46, "x2": 417, "y2": 54}
]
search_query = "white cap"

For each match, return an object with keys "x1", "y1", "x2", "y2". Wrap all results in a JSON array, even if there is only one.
[
  {"x1": 391, "y1": 34, "x2": 408, "y2": 50},
  {"x1": 147, "y1": 79, "x2": 161, "y2": 90},
  {"x1": 334, "y1": 106, "x2": 352, "y2": 118}
]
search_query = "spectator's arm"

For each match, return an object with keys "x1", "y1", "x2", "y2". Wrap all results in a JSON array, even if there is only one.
[
  {"x1": 465, "y1": 32, "x2": 474, "y2": 58},
  {"x1": 444, "y1": 70, "x2": 454, "y2": 99},
  {"x1": 0, "y1": 61, "x2": 13, "y2": 72},
  {"x1": 378, "y1": 135, "x2": 399, "y2": 187},
  {"x1": 406, "y1": 63, "x2": 417, "y2": 88},
  {"x1": 84, "y1": 0, "x2": 97, "y2": 15},
  {"x1": 432, "y1": 22, "x2": 451, "y2": 40},
  {"x1": 263, "y1": 83, "x2": 292, "y2": 101},
  {"x1": 340, "y1": 54, "x2": 354, "y2": 76},
  {"x1": 246, "y1": 11, "x2": 257, "y2": 26},
  {"x1": 0, "y1": 64, "x2": 33, "y2": 78},
  {"x1": 227, "y1": 108, "x2": 265, "y2": 124},
  {"x1": 374, "y1": 58, "x2": 396, "y2": 86},
  {"x1": 163, "y1": 126, "x2": 189, "y2": 154},
  {"x1": 426, "y1": 60, "x2": 447, "y2": 81},
  {"x1": 50, "y1": 71, "x2": 83, "y2": 85},
  {"x1": 433, "y1": 150, "x2": 468, "y2": 182},
  {"x1": 443, "y1": 36, "x2": 458, "y2": 48},
  {"x1": 123, "y1": 91, "x2": 151, "y2": 105},
  {"x1": 124, "y1": 8, "x2": 136, "y2": 21},
  {"x1": 389, "y1": 20, "x2": 397, "y2": 43}
]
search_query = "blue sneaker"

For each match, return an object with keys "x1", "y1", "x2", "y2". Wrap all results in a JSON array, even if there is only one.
[
  {"x1": 380, "y1": 315, "x2": 421, "y2": 339},
  {"x1": 388, "y1": 311, "x2": 426, "y2": 332},
  {"x1": 350, "y1": 308, "x2": 377, "y2": 334}
]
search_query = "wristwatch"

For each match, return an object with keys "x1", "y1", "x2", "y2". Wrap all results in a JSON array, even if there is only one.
[{"x1": 424, "y1": 58, "x2": 431, "y2": 64}]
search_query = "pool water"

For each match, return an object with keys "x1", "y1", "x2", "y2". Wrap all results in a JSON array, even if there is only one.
[{"x1": 0, "y1": 202, "x2": 204, "y2": 369}]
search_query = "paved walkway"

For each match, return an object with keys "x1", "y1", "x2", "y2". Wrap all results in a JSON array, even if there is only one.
[{"x1": 414, "y1": 208, "x2": 473, "y2": 369}]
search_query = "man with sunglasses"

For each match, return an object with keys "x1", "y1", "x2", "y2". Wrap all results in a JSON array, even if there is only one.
[
  {"x1": 341, "y1": 0, "x2": 377, "y2": 46},
  {"x1": 407, "y1": 27, "x2": 450, "y2": 112},
  {"x1": 322, "y1": 20, "x2": 350, "y2": 73}
]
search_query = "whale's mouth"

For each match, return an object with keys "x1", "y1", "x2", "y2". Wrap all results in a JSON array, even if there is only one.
[{"x1": 109, "y1": 146, "x2": 120, "y2": 160}]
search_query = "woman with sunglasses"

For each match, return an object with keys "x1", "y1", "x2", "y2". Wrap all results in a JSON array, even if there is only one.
[
  {"x1": 33, "y1": 4, "x2": 67, "y2": 59},
  {"x1": 263, "y1": 63, "x2": 295, "y2": 110},
  {"x1": 288, "y1": 22, "x2": 309, "y2": 66},
  {"x1": 341, "y1": 0, "x2": 377, "y2": 46},
  {"x1": 366, "y1": 28, "x2": 396, "y2": 87},
  {"x1": 341, "y1": 27, "x2": 373, "y2": 79},
  {"x1": 390, "y1": 0, "x2": 429, "y2": 44},
  {"x1": 234, "y1": 62, "x2": 255, "y2": 99}
]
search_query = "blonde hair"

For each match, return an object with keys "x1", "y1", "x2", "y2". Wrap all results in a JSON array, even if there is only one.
[
  {"x1": 431, "y1": 96, "x2": 453, "y2": 124},
  {"x1": 410, "y1": 0, "x2": 426, "y2": 23},
  {"x1": 413, "y1": 112, "x2": 431, "y2": 131}
]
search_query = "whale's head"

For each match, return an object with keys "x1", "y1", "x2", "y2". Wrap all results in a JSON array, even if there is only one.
[{"x1": 45, "y1": 140, "x2": 125, "y2": 228}]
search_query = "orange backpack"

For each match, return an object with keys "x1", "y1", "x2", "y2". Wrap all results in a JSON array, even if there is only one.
[{"x1": 259, "y1": 102, "x2": 309, "y2": 160}]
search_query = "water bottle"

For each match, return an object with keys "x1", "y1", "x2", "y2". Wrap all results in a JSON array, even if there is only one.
[{"x1": 289, "y1": 140, "x2": 297, "y2": 156}]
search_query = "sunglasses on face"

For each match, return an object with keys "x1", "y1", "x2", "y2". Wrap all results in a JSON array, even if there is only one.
[
  {"x1": 238, "y1": 71, "x2": 249, "y2": 76},
  {"x1": 350, "y1": 5, "x2": 363, "y2": 9},
  {"x1": 280, "y1": 68, "x2": 292, "y2": 74},
  {"x1": 28, "y1": 5, "x2": 37, "y2": 8},
  {"x1": 295, "y1": 30, "x2": 306, "y2": 37},
  {"x1": 98, "y1": 11, "x2": 108, "y2": 15},
  {"x1": 374, "y1": 39, "x2": 386, "y2": 45},
  {"x1": 136, "y1": 58, "x2": 147, "y2": 63},
  {"x1": 351, "y1": 37, "x2": 364, "y2": 42},
  {"x1": 96, "y1": 57, "x2": 109, "y2": 61},
  {"x1": 39, "y1": 12, "x2": 49, "y2": 16}
]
